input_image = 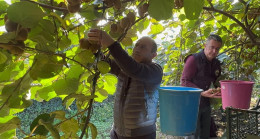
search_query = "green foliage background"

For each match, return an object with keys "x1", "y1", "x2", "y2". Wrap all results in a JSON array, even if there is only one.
[{"x1": 0, "y1": 0, "x2": 259, "y2": 138}]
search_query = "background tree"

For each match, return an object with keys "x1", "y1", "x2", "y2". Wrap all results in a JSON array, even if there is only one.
[{"x1": 0, "y1": 0, "x2": 259, "y2": 138}]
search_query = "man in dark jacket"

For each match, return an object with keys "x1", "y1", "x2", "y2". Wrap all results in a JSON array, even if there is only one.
[
  {"x1": 181, "y1": 34, "x2": 222, "y2": 139},
  {"x1": 88, "y1": 29, "x2": 163, "y2": 139}
]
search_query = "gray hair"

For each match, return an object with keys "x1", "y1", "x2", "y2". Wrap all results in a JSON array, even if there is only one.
[
  {"x1": 206, "y1": 34, "x2": 222, "y2": 45},
  {"x1": 139, "y1": 36, "x2": 158, "y2": 53}
]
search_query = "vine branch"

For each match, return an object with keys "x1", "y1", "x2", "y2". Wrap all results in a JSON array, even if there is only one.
[
  {"x1": 79, "y1": 72, "x2": 100, "y2": 139},
  {"x1": 203, "y1": 6, "x2": 257, "y2": 43},
  {"x1": 22, "y1": 0, "x2": 67, "y2": 12}
]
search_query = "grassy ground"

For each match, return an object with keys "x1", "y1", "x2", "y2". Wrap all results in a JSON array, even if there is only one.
[{"x1": 16, "y1": 90, "x2": 260, "y2": 139}]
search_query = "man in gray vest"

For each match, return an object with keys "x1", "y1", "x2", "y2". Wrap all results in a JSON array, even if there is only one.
[
  {"x1": 88, "y1": 29, "x2": 163, "y2": 139},
  {"x1": 181, "y1": 34, "x2": 222, "y2": 139}
]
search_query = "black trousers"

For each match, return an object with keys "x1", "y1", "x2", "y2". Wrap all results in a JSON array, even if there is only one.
[{"x1": 110, "y1": 129, "x2": 156, "y2": 139}]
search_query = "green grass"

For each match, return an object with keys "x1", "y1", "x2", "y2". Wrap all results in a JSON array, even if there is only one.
[{"x1": 16, "y1": 97, "x2": 114, "y2": 139}]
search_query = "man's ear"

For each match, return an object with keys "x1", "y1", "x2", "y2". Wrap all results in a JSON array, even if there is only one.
[{"x1": 152, "y1": 52, "x2": 157, "y2": 58}]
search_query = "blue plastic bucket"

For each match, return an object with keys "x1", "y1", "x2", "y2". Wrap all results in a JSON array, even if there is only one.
[{"x1": 159, "y1": 86, "x2": 202, "y2": 136}]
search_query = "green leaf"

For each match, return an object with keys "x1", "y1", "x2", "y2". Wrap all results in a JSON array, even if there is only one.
[
  {"x1": 0, "y1": 51, "x2": 7, "y2": 64},
  {"x1": 0, "y1": 117, "x2": 20, "y2": 134},
  {"x1": 50, "y1": 12, "x2": 67, "y2": 30},
  {"x1": 29, "y1": 54, "x2": 63, "y2": 80},
  {"x1": 0, "y1": 129, "x2": 15, "y2": 139},
  {"x1": 58, "y1": 36, "x2": 71, "y2": 50},
  {"x1": 97, "y1": 88, "x2": 108, "y2": 97},
  {"x1": 204, "y1": 27, "x2": 211, "y2": 37},
  {"x1": 0, "y1": 105, "x2": 9, "y2": 117},
  {"x1": 135, "y1": 18, "x2": 149, "y2": 32},
  {"x1": 121, "y1": 37, "x2": 133, "y2": 46},
  {"x1": 97, "y1": 61, "x2": 111, "y2": 74},
  {"x1": 52, "y1": 78, "x2": 79, "y2": 95},
  {"x1": 67, "y1": 64, "x2": 84, "y2": 79},
  {"x1": 76, "y1": 50, "x2": 95, "y2": 65},
  {"x1": 38, "y1": 119, "x2": 60, "y2": 139},
  {"x1": 1, "y1": 82, "x2": 19, "y2": 97},
  {"x1": 148, "y1": 0, "x2": 174, "y2": 20},
  {"x1": 80, "y1": 5, "x2": 102, "y2": 20},
  {"x1": 0, "y1": 32, "x2": 16, "y2": 43},
  {"x1": 149, "y1": 24, "x2": 164, "y2": 35},
  {"x1": 0, "y1": 1, "x2": 8, "y2": 14},
  {"x1": 60, "y1": 118, "x2": 79, "y2": 136},
  {"x1": 88, "y1": 123, "x2": 97, "y2": 139},
  {"x1": 243, "y1": 60, "x2": 255, "y2": 67},
  {"x1": 103, "y1": 73, "x2": 117, "y2": 95},
  {"x1": 184, "y1": 0, "x2": 204, "y2": 20},
  {"x1": 179, "y1": 14, "x2": 186, "y2": 21},
  {"x1": 7, "y1": 95, "x2": 22, "y2": 108},
  {"x1": 7, "y1": 1, "x2": 46, "y2": 28},
  {"x1": 37, "y1": 86, "x2": 55, "y2": 101},
  {"x1": 30, "y1": 113, "x2": 51, "y2": 136},
  {"x1": 51, "y1": 110, "x2": 66, "y2": 120}
]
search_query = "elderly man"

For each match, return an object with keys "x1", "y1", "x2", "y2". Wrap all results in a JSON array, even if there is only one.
[
  {"x1": 88, "y1": 29, "x2": 163, "y2": 139},
  {"x1": 181, "y1": 34, "x2": 222, "y2": 139}
]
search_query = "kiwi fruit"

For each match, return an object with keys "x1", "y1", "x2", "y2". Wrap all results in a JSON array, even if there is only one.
[
  {"x1": 104, "y1": 0, "x2": 114, "y2": 7},
  {"x1": 80, "y1": 38, "x2": 91, "y2": 49},
  {"x1": 142, "y1": 3, "x2": 149, "y2": 13},
  {"x1": 58, "y1": 2, "x2": 67, "y2": 8},
  {"x1": 67, "y1": 3, "x2": 81, "y2": 13},
  {"x1": 174, "y1": 0, "x2": 183, "y2": 9},
  {"x1": 89, "y1": 44, "x2": 100, "y2": 53},
  {"x1": 116, "y1": 22, "x2": 124, "y2": 34},
  {"x1": 5, "y1": 19, "x2": 18, "y2": 32},
  {"x1": 67, "y1": 0, "x2": 81, "y2": 6},
  {"x1": 0, "y1": 41, "x2": 25, "y2": 55},
  {"x1": 114, "y1": 0, "x2": 121, "y2": 10},
  {"x1": 127, "y1": 12, "x2": 136, "y2": 25},
  {"x1": 16, "y1": 28, "x2": 28, "y2": 41},
  {"x1": 120, "y1": 17, "x2": 130, "y2": 29},
  {"x1": 79, "y1": 38, "x2": 100, "y2": 53},
  {"x1": 110, "y1": 23, "x2": 117, "y2": 33},
  {"x1": 138, "y1": 6, "x2": 145, "y2": 17}
]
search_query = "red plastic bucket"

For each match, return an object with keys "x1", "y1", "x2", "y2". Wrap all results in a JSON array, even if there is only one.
[{"x1": 220, "y1": 80, "x2": 254, "y2": 109}]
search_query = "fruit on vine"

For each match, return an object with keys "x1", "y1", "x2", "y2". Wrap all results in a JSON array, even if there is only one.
[
  {"x1": 120, "y1": 17, "x2": 130, "y2": 29},
  {"x1": 89, "y1": 44, "x2": 100, "y2": 53},
  {"x1": 5, "y1": 19, "x2": 18, "y2": 32},
  {"x1": 116, "y1": 22, "x2": 124, "y2": 34},
  {"x1": 0, "y1": 41, "x2": 25, "y2": 55},
  {"x1": 79, "y1": 38, "x2": 100, "y2": 53},
  {"x1": 67, "y1": 3, "x2": 81, "y2": 13},
  {"x1": 16, "y1": 28, "x2": 28, "y2": 41},
  {"x1": 114, "y1": 0, "x2": 121, "y2": 10},
  {"x1": 138, "y1": 3, "x2": 149, "y2": 17},
  {"x1": 80, "y1": 38, "x2": 92, "y2": 49},
  {"x1": 67, "y1": 0, "x2": 81, "y2": 6},
  {"x1": 174, "y1": 0, "x2": 183, "y2": 9},
  {"x1": 142, "y1": 3, "x2": 149, "y2": 13},
  {"x1": 110, "y1": 23, "x2": 117, "y2": 33},
  {"x1": 127, "y1": 12, "x2": 136, "y2": 25},
  {"x1": 104, "y1": 0, "x2": 114, "y2": 7},
  {"x1": 58, "y1": 2, "x2": 67, "y2": 8},
  {"x1": 66, "y1": 0, "x2": 81, "y2": 13}
]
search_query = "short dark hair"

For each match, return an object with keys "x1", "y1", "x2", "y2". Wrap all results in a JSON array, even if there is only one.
[
  {"x1": 139, "y1": 36, "x2": 158, "y2": 53},
  {"x1": 206, "y1": 34, "x2": 222, "y2": 45}
]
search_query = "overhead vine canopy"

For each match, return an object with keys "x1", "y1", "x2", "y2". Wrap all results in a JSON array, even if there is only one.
[{"x1": 0, "y1": 0, "x2": 259, "y2": 138}]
